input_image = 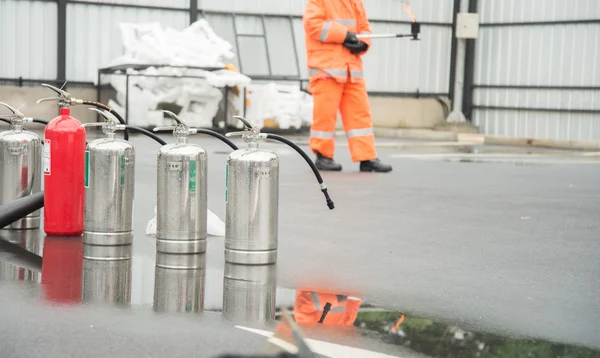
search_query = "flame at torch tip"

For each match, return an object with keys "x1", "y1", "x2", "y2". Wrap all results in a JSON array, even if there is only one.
[{"x1": 402, "y1": 1, "x2": 417, "y2": 22}]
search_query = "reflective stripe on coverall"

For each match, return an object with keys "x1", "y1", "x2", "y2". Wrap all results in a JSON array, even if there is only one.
[
  {"x1": 293, "y1": 290, "x2": 362, "y2": 325},
  {"x1": 303, "y1": 0, "x2": 377, "y2": 162}
]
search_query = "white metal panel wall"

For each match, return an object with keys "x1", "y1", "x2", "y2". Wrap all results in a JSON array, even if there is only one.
[
  {"x1": 364, "y1": 0, "x2": 454, "y2": 23},
  {"x1": 364, "y1": 23, "x2": 451, "y2": 93},
  {"x1": 74, "y1": 0, "x2": 189, "y2": 9},
  {"x1": 199, "y1": 0, "x2": 306, "y2": 15},
  {"x1": 66, "y1": 3, "x2": 188, "y2": 82},
  {"x1": 199, "y1": 0, "x2": 454, "y2": 22},
  {"x1": 473, "y1": 0, "x2": 600, "y2": 141},
  {"x1": 475, "y1": 25, "x2": 600, "y2": 87},
  {"x1": 0, "y1": 0, "x2": 57, "y2": 80},
  {"x1": 479, "y1": 0, "x2": 600, "y2": 23},
  {"x1": 204, "y1": 13, "x2": 453, "y2": 93}
]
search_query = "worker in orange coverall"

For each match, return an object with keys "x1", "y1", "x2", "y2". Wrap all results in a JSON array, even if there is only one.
[
  {"x1": 303, "y1": 0, "x2": 392, "y2": 173},
  {"x1": 294, "y1": 290, "x2": 362, "y2": 326}
]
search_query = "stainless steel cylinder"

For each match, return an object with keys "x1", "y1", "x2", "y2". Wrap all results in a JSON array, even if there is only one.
[
  {"x1": 0, "y1": 128, "x2": 42, "y2": 229},
  {"x1": 156, "y1": 143, "x2": 207, "y2": 254},
  {"x1": 84, "y1": 138, "x2": 135, "y2": 245},
  {"x1": 0, "y1": 229, "x2": 43, "y2": 281},
  {"x1": 223, "y1": 263, "x2": 277, "y2": 322},
  {"x1": 225, "y1": 148, "x2": 279, "y2": 264},
  {"x1": 153, "y1": 252, "x2": 206, "y2": 313},
  {"x1": 82, "y1": 244, "x2": 132, "y2": 307}
]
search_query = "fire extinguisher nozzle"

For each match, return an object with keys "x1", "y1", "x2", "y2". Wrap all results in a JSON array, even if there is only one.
[{"x1": 322, "y1": 188, "x2": 335, "y2": 210}]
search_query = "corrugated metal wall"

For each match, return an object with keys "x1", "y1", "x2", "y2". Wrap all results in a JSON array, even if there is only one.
[
  {"x1": 66, "y1": 3, "x2": 188, "y2": 82},
  {"x1": 201, "y1": 0, "x2": 454, "y2": 94},
  {"x1": 0, "y1": 0, "x2": 57, "y2": 81},
  {"x1": 3, "y1": 0, "x2": 597, "y2": 142},
  {"x1": 0, "y1": 0, "x2": 454, "y2": 95},
  {"x1": 473, "y1": 0, "x2": 600, "y2": 141}
]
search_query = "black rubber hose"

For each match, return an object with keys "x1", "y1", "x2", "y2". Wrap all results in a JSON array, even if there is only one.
[
  {"x1": 265, "y1": 133, "x2": 334, "y2": 210},
  {"x1": 124, "y1": 125, "x2": 167, "y2": 146},
  {"x1": 82, "y1": 100, "x2": 129, "y2": 141},
  {"x1": 0, "y1": 191, "x2": 44, "y2": 229},
  {"x1": 0, "y1": 236, "x2": 42, "y2": 272},
  {"x1": 0, "y1": 118, "x2": 48, "y2": 126},
  {"x1": 153, "y1": 128, "x2": 239, "y2": 150},
  {"x1": 33, "y1": 118, "x2": 49, "y2": 125},
  {"x1": 195, "y1": 129, "x2": 239, "y2": 150}
]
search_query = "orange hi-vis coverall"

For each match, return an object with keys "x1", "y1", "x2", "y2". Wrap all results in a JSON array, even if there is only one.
[
  {"x1": 294, "y1": 290, "x2": 362, "y2": 326},
  {"x1": 303, "y1": 0, "x2": 377, "y2": 162}
]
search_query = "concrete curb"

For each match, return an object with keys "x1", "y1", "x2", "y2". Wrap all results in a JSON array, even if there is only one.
[
  {"x1": 373, "y1": 127, "x2": 458, "y2": 141},
  {"x1": 373, "y1": 127, "x2": 600, "y2": 151}
]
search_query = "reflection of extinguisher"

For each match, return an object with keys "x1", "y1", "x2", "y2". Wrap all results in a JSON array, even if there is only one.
[
  {"x1": 38, "y1": 85, "x2": 86, "y2": 236},
  {"x1": 41, "y1": 236, "x2": 83, "y2": 304}
]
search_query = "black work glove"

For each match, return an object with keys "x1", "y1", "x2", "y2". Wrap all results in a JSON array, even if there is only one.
[
  {"x1": 344, "y1": 40, "x2": 368, "y2": 54},
  {"x1": 343, "y1": 31, "x2": 359, "y2": 45},
  {"x1": 343, "y1": 31, "x2": 368, "y2": 54}
]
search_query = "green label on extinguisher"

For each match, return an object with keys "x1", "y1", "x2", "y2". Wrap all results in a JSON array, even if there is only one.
[
  {"x1": 189, "y1": 160, "x2": 197, "y2": 193},
  {"x1": 120, "y1": 154, "x2": 126, "y2": 186},
  {"x1": 225, "y1": 163, "x2": 229, "y2": 203},
  {"x1": 84, "y1": 151, "x2": 90, "y2": 188}
]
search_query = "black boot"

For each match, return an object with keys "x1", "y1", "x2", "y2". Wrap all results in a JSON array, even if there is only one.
[
  {"x1": 315, "y1": 153, "x2": 342, "y2": 171},
  {"x1": 360, "y1": 158, "x2": 392, "y2": 173}
]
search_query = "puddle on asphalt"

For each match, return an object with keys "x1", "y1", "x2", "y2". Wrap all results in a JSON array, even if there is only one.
[{"x1": 1, "y1": 231, "x2": 599, "y2": 358}]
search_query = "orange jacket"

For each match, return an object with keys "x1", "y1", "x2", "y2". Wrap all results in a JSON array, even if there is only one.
[
  {"x1": 294, "y1": 291, "x2": 362, "y2": 326},
  {"x1": 303, "y1": 0, "x2": 373, "y2": 83}
]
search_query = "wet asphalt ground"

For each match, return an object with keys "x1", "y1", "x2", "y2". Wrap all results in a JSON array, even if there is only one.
[
  {"x1": 137, "y1": 132, "x2": 599, "y2": 347},
  {"x1": 1, "y1": 129, "x2": 600, "y2": 356}
]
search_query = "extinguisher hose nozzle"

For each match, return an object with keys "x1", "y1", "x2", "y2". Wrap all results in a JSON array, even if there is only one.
[
  {"x1": 265, "y1": 134, "x2": 335, "y2": 210},
  {"x1": 322, "y1": 188, "x2": 335, "y2": 210}
]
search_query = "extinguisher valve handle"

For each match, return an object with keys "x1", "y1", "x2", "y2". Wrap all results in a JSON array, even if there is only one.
[
  {"x1": 81, "y1": 123, "x2": 105, "y2": 129},
  {"x1": 40, "y1": 83, "x2": 71, "y2": 98},
  {"x1": 153, "y1": 126, "x2": 176, "y2": 132},
  {"x1": 0, "y1": 102, "x2": 25, "y2": 118},
  {"x1": 225, "y1": 131, "x2": 248, "y2": 137}
]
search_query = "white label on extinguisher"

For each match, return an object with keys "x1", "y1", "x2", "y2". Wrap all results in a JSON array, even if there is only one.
[{"x1": 43, "y1": 140, "x2": 51, "y2": 175}]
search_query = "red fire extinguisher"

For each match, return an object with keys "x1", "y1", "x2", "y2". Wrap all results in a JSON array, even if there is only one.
[
  {"x1": 38, "y1": 84, "x2": 87, "y2": 236},
  {"x1": 41, "y1": 236, "x2": 83, "y2": 304}
]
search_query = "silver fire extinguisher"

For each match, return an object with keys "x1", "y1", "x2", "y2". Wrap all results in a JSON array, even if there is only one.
[
  {"x1": 153, "y1": 111, "x2": 207, "y2": 254},
  {"x1": 222, "y1": 263, "x2": 277, "y2": 323},
  {"x1": 82, "y1": 242, "x2": 132, "y2": 307},
  {"x1": 0, "y1": 102, "x2": 42, "y2": 229},
  {"x1": 82, "y1": 109, "x2": 134, "y2": 245},
  {"x1": 224, "y1": 116, "x2": 335, "y2": 265},
  {"x1": 153, "y1": 252, "x2": 206, "y2": 313}
]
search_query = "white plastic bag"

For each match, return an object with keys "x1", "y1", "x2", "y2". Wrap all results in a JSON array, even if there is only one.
[{"x1": 146, "y1": 205, "x2": 225, "y2": 237}]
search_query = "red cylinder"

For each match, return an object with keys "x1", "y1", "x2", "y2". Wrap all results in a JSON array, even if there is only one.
[
  {"x1": 41, "y1": 236, "x2": 83, "y2": 304},
  {"x1": 43, "y1": 107, "x2": 86, "y2": 236}
]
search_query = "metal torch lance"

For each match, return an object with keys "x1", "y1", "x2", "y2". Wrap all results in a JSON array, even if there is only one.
[{"x1": 357, "y1": 22, "x2": 420, "y2": 41}]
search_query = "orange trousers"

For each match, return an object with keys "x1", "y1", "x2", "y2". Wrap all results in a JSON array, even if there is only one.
[{"x1": 309, "y1": 78, "x2": 377, "y2": 162}]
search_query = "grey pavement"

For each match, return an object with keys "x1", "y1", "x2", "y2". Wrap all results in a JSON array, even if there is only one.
[
  {"x1": 141, "y1": 132, "x2": 600, "y2": 348},
  {"x1": 1, "y1": 129, "x2": 600, "y2": 355}
]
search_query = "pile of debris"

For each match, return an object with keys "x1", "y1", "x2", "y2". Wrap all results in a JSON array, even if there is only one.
[{"x1": 103, "y1": 19, "x2": 313, "y2": 130}]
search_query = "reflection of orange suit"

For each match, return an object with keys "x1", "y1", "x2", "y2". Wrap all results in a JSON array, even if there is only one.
[
  {"x1": 303, "y1": 0, "x2": 377, "y2": 162},
  {"x1": 294, "y1": 291, "x2": 362, "y2": 326}
]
